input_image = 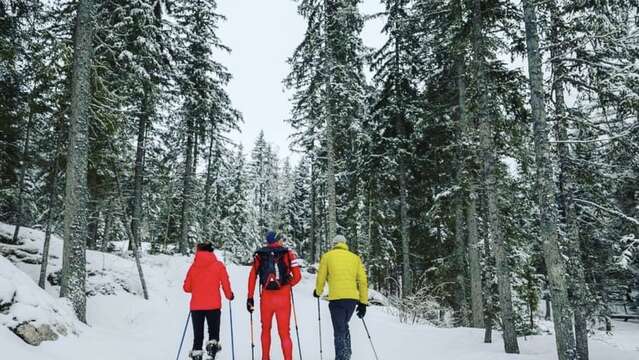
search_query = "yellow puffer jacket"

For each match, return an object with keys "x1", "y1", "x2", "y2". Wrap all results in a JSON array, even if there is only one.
[{"x1": 314, "y1": 243, "x2": 368, "y2": 304}]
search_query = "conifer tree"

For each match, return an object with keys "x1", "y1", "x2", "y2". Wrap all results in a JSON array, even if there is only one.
[{"x1": 60, "y1": 0, "x2": 95, "y2": 323}]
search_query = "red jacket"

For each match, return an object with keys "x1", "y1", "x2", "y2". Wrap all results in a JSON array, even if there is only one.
[
  {"x1": 247, "y1": 244, "x2": 302, "y2": 299},
  {"x1": 183, "y1": 251, "x2": 233, "y2": 310}
]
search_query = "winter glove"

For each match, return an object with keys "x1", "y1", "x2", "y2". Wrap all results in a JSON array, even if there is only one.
[
  {"x1": 246, "y1": 298, "x2": 254, "y2": 313},
  {"x1": 229, "y1": 292, "x2": 235, "y2": 301},
  {"x1": 356, "y1": 302, "x2": 367, "y2": 319},
  {"x1": 313, "y1": 290, "x2": 320, "y2": 298}
]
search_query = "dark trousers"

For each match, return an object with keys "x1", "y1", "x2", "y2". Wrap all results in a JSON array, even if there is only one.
[
  {"x1": 329, "y1": 299, "x2": 357, "y2": 360},
  {"x1": 191, "y1": 310, "x2": 221, "y2": 351}
]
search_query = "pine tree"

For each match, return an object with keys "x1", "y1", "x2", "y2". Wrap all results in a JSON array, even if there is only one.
[
  {"x1": 522, "y1": 0, "x2": 576, "y2": 358},
  {"x1": 60, "y1": 0, "x2": 95, "y2": 323},
  {"x1": 169, "y1": 0, "x2": 240, "y2": 253}
]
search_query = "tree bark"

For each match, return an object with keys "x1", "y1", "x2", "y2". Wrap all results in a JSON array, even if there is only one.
[
  {"x1": 467, "y1": 189, "x2": 485, "y2": 328},
  {"x1": 60, "y1": 0, "x2": 95, "y2": 323},
  {"x1": 396, "y1": 120, "x2": 411, "y2": 297},
  {"x1": 111, "y1": 153, "x2": 149, "y2": 300},
  {"x1": 203, "y1": 133, "x2": 215, "y2": 241},
  {"x1": 455, "y1": 0, "x2": 485, "y2": 329},
  {"x1": 130, "y1": 99, "x2": 149, "y2": 251},
  {"x1": 11, "y1": 108, "x2": 33, "y2": 244},
  {"x1": 471, "y1": 0, "x2": 519, "y2": 351},
  {"x1": 179, "y1": 117, "x2": 194, "y2": 254},
  {"x1": 102, "y1": 202, "x2": 113, "y2": 252},
  {"x1": 311, "y1": 159, "x2": 318, "y2": 263},
  {"x1": 549, "y1": 6, "x2": 590, "y2": 358},
  {"x1": 39, "y1": 130, "x2": 62, "y2": 289},
  {"x1": 483, "y1": 222, "x2": 495, "y2": 344},
  {"x1": 324, "y1": 0, "x2": 337, "y2": 242},
  {"x1": 454, "y1": 57, "x2": 470, "y2": 325},
  {"x1": 522, "y1": 0, "x2": 577, "y2": 358}
]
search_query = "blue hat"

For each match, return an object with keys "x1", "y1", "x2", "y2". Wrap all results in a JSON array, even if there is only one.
[{"x1": 266, "y1": 230, "x2": 277, "y2": 244}]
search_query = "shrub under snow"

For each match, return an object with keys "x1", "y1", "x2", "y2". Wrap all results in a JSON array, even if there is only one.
[{"x1": 0, "y1": 256, "x2": 77, "y2": 346}]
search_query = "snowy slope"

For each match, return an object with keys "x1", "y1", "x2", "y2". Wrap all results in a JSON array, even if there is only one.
[{"x1": 1, "y1": 222, "x2": 638, "y2": 360}]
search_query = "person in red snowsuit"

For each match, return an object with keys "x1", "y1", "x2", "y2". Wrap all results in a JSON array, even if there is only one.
[
  {"x1": 183, "y1": 242, "x2": 234, "y2": 360},
  {"x1": 246, "y1": 231, "x2": 302, "y2": 360}
]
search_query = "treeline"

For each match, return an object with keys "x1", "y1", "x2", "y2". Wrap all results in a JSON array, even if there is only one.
[
  {"x1": 1, "y1": 1, "x2": 638, "y2": 359},
  {"x1": 284, "y1": 0, "x2": 638, "y2": 359},
  {"x1": 0, "y1": 0, "x2": 317, "y2": 308},
  {"x1": 0, "y1": 0, "x2": 250, "y2": 320}
]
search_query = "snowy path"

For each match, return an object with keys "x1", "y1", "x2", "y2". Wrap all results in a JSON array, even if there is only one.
[{"x1": 1, "y1": 223, "x2": 638, "y2": 360}]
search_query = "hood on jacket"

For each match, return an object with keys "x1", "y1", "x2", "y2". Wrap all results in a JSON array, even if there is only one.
[
  {"x1": 193, "y1": 250, "x2": 218, "y2": 267},
  {"x1": 333, "y1": 242, "x2": 349, "y2": 251}
]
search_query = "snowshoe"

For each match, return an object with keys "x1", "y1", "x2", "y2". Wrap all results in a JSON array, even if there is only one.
[
  {"x1": 188, "y1": 350, "x2": 203, "y2": 360},
  {"x1": 205, "y1": 339, "x2": 222, "y2": 359}
]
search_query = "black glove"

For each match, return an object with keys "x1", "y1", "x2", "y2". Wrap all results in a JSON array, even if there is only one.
[
  {"x1": 246, "y1": 298, "x2": 254, "y2": 313},
  {"x1": 229, "y1": 292, "x2": 235, "y2": 301},
  {"x1": 356, "y1": 302, "x2": 367, "y2": 318},
  {"x1": 313, "y1": 290, "x2": 320, "y2": 298}
]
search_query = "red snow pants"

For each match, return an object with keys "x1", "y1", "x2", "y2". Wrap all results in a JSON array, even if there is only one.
[{"x1": 260, "y1": 286, "x2": 293, "y2": 360}]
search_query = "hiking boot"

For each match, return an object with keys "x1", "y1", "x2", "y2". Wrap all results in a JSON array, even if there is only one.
[
  {"x1": 206, "y1": 340, "x2": 222, "y2": 358},
  {"x1": 188, "y1": 350, "x2": 203, "y2": 360}
]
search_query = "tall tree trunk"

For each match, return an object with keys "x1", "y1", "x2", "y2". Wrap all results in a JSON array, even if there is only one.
[
  {"x1": 467, "y1": 189, "x2": 485, "y2": 328},
  {"x1": 483, "y1": 216, "x2": 495, "y2": 344},
  {"x1": 311, "y1": 159, "x2": 318, "y2": 262},
  {"x1": 60, "y1": 0, "x2": 94, "y2": 323},
  {"x1": 130, "y1": 100, "x2": 149, "y2": 251},
  {"x1": 523, "y1": 0, "x2": 577, "y2": 358},
  {"x1": 397, "y1": 125, "x2": 411, "y2": 298},
  {"x1": 455, "y1": 0, "x2": 484, "y2": 329},
  {"x1": 179, "y1": 118, "x2": 194, "y2": 254},
  {"x1": 12, "y1": 109, "x2": 33, "y2": 244},
  {"x1": 549, "y1": 7, "x2": 589, "y2": 359},
  {"x1": 392, "y1": 32, "x2": 412, "y2": 297},
  {"x1": 324, "y1": 0, "x2": 337, "y2": 242},
  {"x1": 454, "y1": 198, "x2": 469, "y2": 325},
  {"x1": 326, "y1": 116, "x2": 337, "y2": 242},
  {"x1": 455, "y1": 48, "x2": 472, "y2": 327},
  {"x1": 39, "y1": 130, "x2": 62, "y2": 289},
  {"x1": 203, "y1": 134, "x2": 215, "y2": 242},
  {"x1": 86, "y1": 205, "x2": 98, "y2": 250},
  {"x1": 102, "y1": 202, "x2": 113, "y2": 252},
  {"x1": 471, "y1": 0, "x2": 519, "y2": 351},
  {"x1": 111, "y1": 151, "x2": 149, "y2": 300}
]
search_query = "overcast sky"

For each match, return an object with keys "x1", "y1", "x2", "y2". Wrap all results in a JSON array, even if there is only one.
[{"x1": 216, "y1": 0, "x2": 386, "y2": 162}]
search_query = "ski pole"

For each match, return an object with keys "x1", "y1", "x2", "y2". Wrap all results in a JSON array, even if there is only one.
[
  {"x1": 317, "y1": 297, "x2": 323, "y2": 360},
  {"x1": 229, "y1": 300, "x2": 236, "y2": 360},
  {"x1": 250, "y1": 313, "x2": 256, "y2": 360},
  {"x1": 361, "y1": 318, "x2": 380, "y2": 360},
  {"x1": 175, "y1": 312, "x2": 191, "y2": 360},
  {"x1": 290, "y1": 288, "x2": 303, "y2": 360}
]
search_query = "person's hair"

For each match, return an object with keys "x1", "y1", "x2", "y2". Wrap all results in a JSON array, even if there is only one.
[{"x1": 196, "y1": 242, "x2": 214, "y2": 252}]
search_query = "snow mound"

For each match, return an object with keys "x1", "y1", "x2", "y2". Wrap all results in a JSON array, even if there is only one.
[{"x1": 0, "y1": 256, "x2": 77, "y2": 346}]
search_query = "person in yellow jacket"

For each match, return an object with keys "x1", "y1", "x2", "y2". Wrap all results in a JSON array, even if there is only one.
[{"x1": 314, "y1": 234, "x2": 368, "y2": 360}]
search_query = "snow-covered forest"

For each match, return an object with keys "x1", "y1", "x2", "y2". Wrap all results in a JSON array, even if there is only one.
[{"x1": 1, "y1": 0, "x2": 638, "y2": 359}]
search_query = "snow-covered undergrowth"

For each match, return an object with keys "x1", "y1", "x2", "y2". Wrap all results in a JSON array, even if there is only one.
[
  {"x1": 1, "y1": 222, "x2": 638, "y2": 360},
  {"x1": 0, "y1": 256, "x2": 77, "y2": 345}
]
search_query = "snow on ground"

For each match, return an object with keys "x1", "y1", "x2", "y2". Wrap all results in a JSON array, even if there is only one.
[
  {"x1": 0, "y1": 256, "x2": 77, "y2": 336},
  {"x1": 1, "y1": 222, "x2": 638, "y2": 360}
]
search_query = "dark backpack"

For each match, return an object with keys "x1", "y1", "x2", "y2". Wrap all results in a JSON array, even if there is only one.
[{"x1": 255, "y1": 247, "x2": 291, "y2": 291}]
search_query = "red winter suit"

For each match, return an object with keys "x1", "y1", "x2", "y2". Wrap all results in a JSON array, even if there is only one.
[
  {"x1": 183, "y1": 250, "x2": 233, "y2": 310},
  {"x1": 247, "y1": 245, "x2": 302, "y2": 360}
]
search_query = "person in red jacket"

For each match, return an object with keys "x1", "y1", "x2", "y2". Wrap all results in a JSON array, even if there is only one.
[
  {"x1": 246, "y1": 231, "x2": 302, "y2": 360},
  {"x1": 183, "y1": 242, "x2": 234, "y2": 360}
]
